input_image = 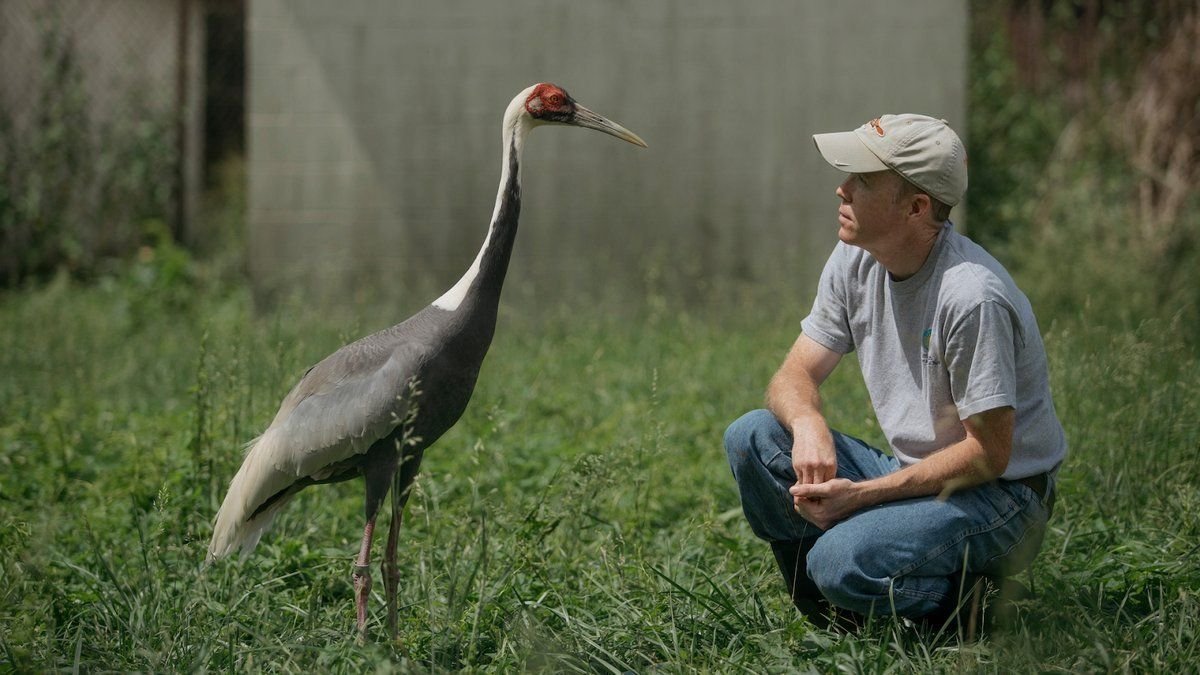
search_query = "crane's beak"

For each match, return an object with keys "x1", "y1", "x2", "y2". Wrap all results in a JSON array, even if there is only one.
[{"x1": 571, "y1": 105, "x2": 648, "y2": 148}]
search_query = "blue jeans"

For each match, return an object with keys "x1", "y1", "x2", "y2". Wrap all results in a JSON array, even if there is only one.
[{"x1": 723, "y1": 409, "x2": 1053, "y2": 618}]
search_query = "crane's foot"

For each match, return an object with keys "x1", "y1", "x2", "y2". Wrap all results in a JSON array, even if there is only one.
[{"x1": 353, "y1": 563, "x2": 372, "y2": 641}]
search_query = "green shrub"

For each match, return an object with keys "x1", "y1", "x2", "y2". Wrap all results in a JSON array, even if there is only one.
[
  {"x1": 968, "y1": 0, "x2": 1200, "y2": 344},
  {"x1": 0, "y1": 9, "x2": 177, "y2": 287}
]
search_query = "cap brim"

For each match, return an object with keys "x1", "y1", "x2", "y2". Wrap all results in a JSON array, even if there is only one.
[{"x1": 813, "y1": 131, "x2": 888, "y2": 173}]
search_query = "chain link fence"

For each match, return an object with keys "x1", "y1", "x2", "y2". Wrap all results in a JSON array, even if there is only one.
[{"x1": 0, "y1": 0, "x2": 244, "y2": 286}]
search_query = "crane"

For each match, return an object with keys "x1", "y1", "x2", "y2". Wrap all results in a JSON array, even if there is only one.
[{"x1": 206, "y1": 83, "x2": 646, "y2": 640}]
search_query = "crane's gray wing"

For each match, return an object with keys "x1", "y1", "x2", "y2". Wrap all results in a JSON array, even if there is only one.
[
  {"x1": 208, "y1": 331, "x2": 426, "y2": 561},
  {"x1": 260, "y1": 333, "x2": 427, "y2": 480}
]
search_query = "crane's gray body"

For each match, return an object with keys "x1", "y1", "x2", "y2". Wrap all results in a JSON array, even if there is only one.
[
  {"x1": 207, "y1": 138, "x2": 521, "y2": 560},
  {"x1": 263, "y1": 302, "x2": 494, "y2": 510},
  {"x1": 205, "y1": 83, "x2": 643, "y2": 581},
  {"x1": 275, "y1": 146, "x2": 519, "y2": 495}
]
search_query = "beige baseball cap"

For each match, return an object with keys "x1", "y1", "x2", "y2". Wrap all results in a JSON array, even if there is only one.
[{"x1": 813, "y1": 114, "x2": 968, "y2": 207}]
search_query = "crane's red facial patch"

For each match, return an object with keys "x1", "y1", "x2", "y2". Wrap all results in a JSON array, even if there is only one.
[{"x1": 525, "y1": 83, "x2": 574, "y2": 119}]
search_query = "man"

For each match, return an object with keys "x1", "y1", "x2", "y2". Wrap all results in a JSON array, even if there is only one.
[{"x1": 723, "y1": 114, "x2": 1066, "y2": 626}]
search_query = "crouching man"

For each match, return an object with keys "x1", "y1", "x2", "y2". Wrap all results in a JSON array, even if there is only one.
[{"x1": 724, "y1": 114, "x2": 1066, "y2": 626}]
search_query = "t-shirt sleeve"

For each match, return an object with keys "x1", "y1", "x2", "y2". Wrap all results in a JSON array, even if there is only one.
[
  {"x1": 945, "y1": 299, "x2": 1019, "y2": 419},
  {"x1": 800, "y1": 247, "x2": 854, "y2": 354}
]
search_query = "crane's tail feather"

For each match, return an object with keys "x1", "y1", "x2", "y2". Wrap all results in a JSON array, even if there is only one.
[
  {"x1": 206, "y1": 497, "x2": 291, "y2": 563},
  {"x1": 206, "y1": 433, "x2": 296, "y2": 563}
]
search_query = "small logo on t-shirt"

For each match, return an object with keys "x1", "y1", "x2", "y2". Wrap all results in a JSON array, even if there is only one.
[{"x1": 921, "y1": 327, "x2": 939, "y2": 366}]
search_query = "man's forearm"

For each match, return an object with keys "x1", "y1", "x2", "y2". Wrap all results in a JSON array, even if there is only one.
[
  {"x1": 792, "y1": 407, "x2": 1015, "y2": 529},
  {"x1": 767, "y1": 336, "x2": 845, "y2": 486},
  {"x1": 851, "y1": 429, "x2": 1009, "y2": 510},
  {"x1": 766, "y1": 334, "x2": 842, "y2": 431},
  {"x1": 791, "y1": 436, "x2": 1004, "y2": 530},
  {"x1": 766, "y1": 368, "x2": 824, "y2": 431}
]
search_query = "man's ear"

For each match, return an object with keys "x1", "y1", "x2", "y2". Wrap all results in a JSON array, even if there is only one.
[{"x1": 909, "y1": 192, "x2": 932, "y2": 220}]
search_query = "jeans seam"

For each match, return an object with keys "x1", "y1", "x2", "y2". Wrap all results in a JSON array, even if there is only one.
[{"x1": 887, "y1": 487, "x2": 1028, "y2": 581}]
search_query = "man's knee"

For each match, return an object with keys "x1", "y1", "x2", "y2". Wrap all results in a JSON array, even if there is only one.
[
  {"x1": 723, "y1": 409, "x2": 776, "y2": 450},
  {"x1": 723, "y1": 409, "x2": 778, "y2": 473},
  {"x1": 806, "y1": 535, "x2": 847, "y2": 598},
  {"x1": 806, "y1": 530, "x2": 882, "y2": 611}
]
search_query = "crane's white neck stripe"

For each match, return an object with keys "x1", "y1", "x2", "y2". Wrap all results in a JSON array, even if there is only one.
[
  {"x1": 433, "y1": 91, "x2": 534, "y2": 312},
  {"x1": 431, "y1": 214, "x2": 496, "y2": 312}
]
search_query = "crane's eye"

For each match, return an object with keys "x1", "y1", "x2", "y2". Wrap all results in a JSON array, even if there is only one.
[{"x1": 524, "y1": 85, "x2": 573, "y2": 118}]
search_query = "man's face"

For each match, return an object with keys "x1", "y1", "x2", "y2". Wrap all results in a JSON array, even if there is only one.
[{"x1": 834, "y1": 170, "x2": 906, "y2": 249}]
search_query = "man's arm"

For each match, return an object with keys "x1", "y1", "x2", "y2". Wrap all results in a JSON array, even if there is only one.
[
  {"x1": 766, "y1": 334, "x2": 843, "y2": 486},
  {"x1": 791, "y1": 406, "x2": 1015, "y2": 530}
]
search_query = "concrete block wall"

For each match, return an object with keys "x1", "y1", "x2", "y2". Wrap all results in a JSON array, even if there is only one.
[{"x1": 247, "y1": 1, "x2": 967, "y2": 307}]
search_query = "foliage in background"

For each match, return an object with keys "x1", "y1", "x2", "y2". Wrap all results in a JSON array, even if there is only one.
[
  {"x1": 0, "y1": 8, "x2": 177, "y2": 287},
  {"x1": 968, "y1": 0, "x2": 1200, "y2": 342}
]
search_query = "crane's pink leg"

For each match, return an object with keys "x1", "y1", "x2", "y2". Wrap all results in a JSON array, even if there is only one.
[{"x1": 353, "y1": 517, "x2": 377, "y2": 638}]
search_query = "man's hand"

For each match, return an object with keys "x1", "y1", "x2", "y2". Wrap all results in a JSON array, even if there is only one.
[
  {"x1": 790, "y1": 478, "x2": 862, "y2": 531},
  {"x1": 766, "y1": 333, "x2": 848, "y2": 526},
  {"x1": 790, "y1": 415, "x2": 837, "y2": 485},
  {"x1": 788, "y1": 405, "x2": 1017, "y2": 531}
]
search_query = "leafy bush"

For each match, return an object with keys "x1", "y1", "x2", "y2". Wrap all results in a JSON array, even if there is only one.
[
  {"x1": 967, "y1": 0, "x2": 1200, "y2": 343},
  {"x1": 0, "y1": 10, "x2": 177, "y2": 287}
]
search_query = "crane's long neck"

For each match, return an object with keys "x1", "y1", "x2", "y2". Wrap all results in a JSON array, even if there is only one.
[{"x1": 431, "y1": 108, "x2": 529, "y2": 315}]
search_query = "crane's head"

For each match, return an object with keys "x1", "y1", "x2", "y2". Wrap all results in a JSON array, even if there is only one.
[{"x1": 522, "y1": 83, "x2": 647, "y2": 148}]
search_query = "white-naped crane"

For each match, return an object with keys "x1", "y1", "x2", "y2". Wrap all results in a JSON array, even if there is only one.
[{"x1": 206, "y1": 83, "x2": 646, "y2": 640}]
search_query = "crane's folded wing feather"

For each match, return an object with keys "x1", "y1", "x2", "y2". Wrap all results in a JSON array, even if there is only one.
[
  {"x1": 208, "y1": 334, "x2": 426, "y2": 561},
  {"x1": 260, "y1": 337, "x2": 426, "y2": 480}
]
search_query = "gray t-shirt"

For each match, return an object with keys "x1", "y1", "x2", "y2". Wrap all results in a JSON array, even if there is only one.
[{"x1": 801, "y1": 222, "x2": 1066, "y2": 479}]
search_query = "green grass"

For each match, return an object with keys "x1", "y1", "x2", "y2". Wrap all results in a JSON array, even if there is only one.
[{"x1": 1, "y1": 259, "x2": 1198, "y2": 673}]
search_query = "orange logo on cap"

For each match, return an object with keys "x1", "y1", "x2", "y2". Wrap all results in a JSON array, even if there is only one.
[{"x1": 869, "y1": 118, "x2": 885, "y2": 137}]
